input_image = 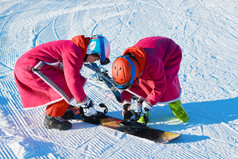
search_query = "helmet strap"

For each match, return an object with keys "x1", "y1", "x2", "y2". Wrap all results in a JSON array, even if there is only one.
[
  {"x1": 136, "y1": 78, "x2": 139, "y2": 85},
  {"x1": 84, "y1": 54, "x2": 88, "y2": 62}
]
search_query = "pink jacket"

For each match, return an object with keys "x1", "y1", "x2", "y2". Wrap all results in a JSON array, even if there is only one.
[
  {"x1": 14, "y1": 35, "x2": 90, "y2": 108},
  {"x1": 121, "y1": 36, "x2": 182, "y2": 105}
]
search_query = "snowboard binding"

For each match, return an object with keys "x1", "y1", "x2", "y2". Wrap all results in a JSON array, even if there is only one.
[
  {"x1": 67, "y1": 103, "x2": 108, "y2": 124},
  {"x1": 119, "y1": 110, "x2": 147, "y2": 134},
  {"x1": 79, "y1": 103, "x2": 108, "y2": 124}
]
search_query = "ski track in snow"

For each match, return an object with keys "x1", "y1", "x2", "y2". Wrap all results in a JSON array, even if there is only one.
[{"x1": 0, "y1": 0, "x2": 238, "y2": 158}]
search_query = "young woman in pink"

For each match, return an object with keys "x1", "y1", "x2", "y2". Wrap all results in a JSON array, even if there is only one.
[
  {"x1": 112, "y1": 36, "x2": 189, "y2": 125},
  {"x1": 14, "y1": 35, "x2": 110, "y2": 130}
]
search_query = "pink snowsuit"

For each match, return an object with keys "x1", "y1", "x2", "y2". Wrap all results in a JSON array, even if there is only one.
[
  {"x1": 14, "y1": 35, "x2": 90, "y2": 108},
  {"x1": 121, "y1": 36, "x2": 182, "y2": 105}
]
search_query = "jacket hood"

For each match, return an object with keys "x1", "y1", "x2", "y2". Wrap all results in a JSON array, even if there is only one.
[
  {"x1": 72, "y1": 35, "x2": 91, "y2": 57},
  {"x1": 123, "y1": 47, "x2": 147, "y2": 71}
]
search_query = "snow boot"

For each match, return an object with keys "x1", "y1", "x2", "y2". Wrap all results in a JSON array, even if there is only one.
[
  {"x1": 62, "y1": 109, "x2": 75, "y2": 119},
  {"x1": 168, "y1": 100, "x2": 189, "y2": 122},
  {"x1": 44, "y1": 115, "x2": 72, "y2": 130}
]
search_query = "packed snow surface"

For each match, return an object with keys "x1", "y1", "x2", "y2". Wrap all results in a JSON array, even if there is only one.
[{"x1": 0, "y1": 0, "x2": 238, "y2": 158}]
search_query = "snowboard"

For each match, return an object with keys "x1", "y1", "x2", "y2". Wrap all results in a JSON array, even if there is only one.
[{"x1": 68, "y1": 105, "x2": 180, "y2": 144}]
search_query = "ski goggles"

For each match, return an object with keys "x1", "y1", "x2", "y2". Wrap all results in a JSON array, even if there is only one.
[{"x1": 90, "y1": 35, "x2": 110, "y2": 65}]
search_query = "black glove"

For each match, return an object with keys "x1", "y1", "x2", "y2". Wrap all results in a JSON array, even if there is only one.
[
  {"x1": 122, "y1": 100, "x2": 131, "y2": 118},
  {"x1": 122, "y1": 100, "x2": 131, "y2": 111}
]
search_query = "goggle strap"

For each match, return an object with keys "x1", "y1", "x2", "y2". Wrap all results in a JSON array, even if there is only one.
[
  {"x1": 123, "y1": 55, "x2": 136, "y2": 85},
  {"x1": 98, "y1": 35, "x2": 106, "y2": 62}
]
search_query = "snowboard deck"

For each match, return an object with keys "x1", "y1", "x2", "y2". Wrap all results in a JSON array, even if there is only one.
[
  {"x1": 69, "y1": 106, "x2": 180, "y2": 144},
  {"x1": 99, "y1": 116, "x2": 180, "y2": 143}
]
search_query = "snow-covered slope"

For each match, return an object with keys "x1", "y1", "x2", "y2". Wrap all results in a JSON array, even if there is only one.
[{"x1": 0, "y1": 0, "x2": 238, "y2": 158}]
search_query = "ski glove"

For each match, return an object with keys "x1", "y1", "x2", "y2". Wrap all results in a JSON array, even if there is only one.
[
  {"x1": 137, "y1": 98, "x2": 144, "y2": 107},
  {"x1": 141, "y1": 101, "x2": 152, "y2": 115},
  {"x1": 122, "y1": 100, "x2": 131, "y2": 117},
  {"x1": 122, "y1": 100, "x2": 131, "y2": 111},
  {"x1": 78, "y1": 96, "x2": 97, "y2": 117},
  {"x1": 78, "y1": 96, "x2": 93, "y2": 107}
]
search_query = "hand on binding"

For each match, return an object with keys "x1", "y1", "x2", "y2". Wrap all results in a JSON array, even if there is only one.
[
  {"x1": 141, "y1": 101, "x2": 152, "y2": 115},
  {"x1": 79, "y1": 96, "x2": 93, "y2": 108},
  {"x1": 78, "y1": 96, "x2": 97, "y2": 117},
  {"x1": 122, "y1": 100, "x2": 131, "y2": 117}
]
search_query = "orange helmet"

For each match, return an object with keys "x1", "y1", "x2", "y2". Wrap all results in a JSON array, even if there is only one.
[{"x1": 112, "y1": 55, "x2": 142, "y2": 89}]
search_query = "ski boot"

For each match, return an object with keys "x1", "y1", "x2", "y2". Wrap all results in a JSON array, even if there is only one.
[
  {"x1": 44, "y1": 115, "x2": 72, "y2": 130},
  {"x1": 168, "y1": 100, "x2": 189, "y2": 122}
]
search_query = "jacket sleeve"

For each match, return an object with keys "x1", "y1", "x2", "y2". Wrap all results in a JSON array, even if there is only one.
[
  {"x1": 146, "y1": 59, "x2": 167, "y2": 105},
  {"x1": 121, "y1": 90, "x2": 133, "y2": 102},
  {"x1": 62, "y1": 45, "x2": 86, "y2": 102}
]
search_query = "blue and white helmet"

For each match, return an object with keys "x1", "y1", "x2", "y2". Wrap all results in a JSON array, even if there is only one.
[{"x1": 86, "y1": 34, "x2": 110, "y2": 65}]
